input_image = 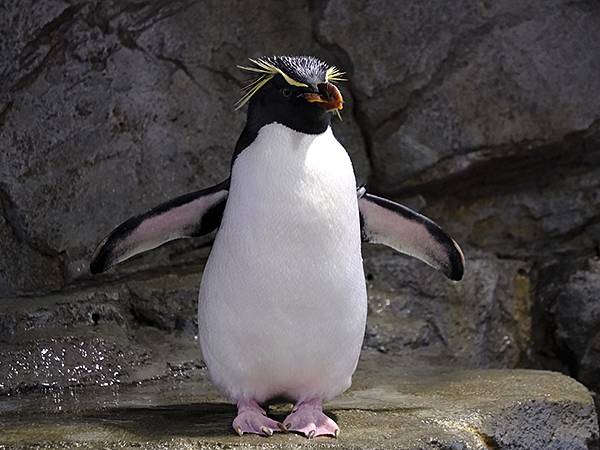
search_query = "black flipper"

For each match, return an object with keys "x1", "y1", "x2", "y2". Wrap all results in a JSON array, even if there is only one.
[
  {"x1": 357, "y1": 186, "x2": 464, "y2": 281},
  {"x1": 90, "y1": 180, "x2": 230, "y2": 274}
]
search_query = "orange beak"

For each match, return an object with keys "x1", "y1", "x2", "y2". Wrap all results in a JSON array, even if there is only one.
[{"x1": 303, "y1": 82, "x2": 343, "y2": 111}]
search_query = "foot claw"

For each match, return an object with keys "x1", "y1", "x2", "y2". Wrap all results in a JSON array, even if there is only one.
[
  {"x1": 283, "y1": 399, "x2": 340, "y2": 439},
  {"x1": 232, "y1": 399, "x2": 281, "y2": 437}
]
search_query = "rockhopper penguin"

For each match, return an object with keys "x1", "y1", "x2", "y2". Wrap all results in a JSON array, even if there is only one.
[{"x1": 90, "y1": 56, "x2": 464, "y2": 438}]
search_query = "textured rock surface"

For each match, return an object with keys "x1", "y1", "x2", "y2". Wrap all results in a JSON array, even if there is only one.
[
  {"x1": 2, "y1": 0, "x2": 600, "y2": 446},
  {"x1": 0, "y1": 351, "x2": 598, "y2": 450},
  {"x1": 364, "y1": 246, "x2": 532, "y2": 368}
]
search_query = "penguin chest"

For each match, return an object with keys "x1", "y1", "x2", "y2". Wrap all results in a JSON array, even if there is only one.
[
  {"x1": 198, "y1": 123, "x2": 367, "y2": 401},
  {"x1": 218, "y1": 123, "x2": 364, "y2": 307}
]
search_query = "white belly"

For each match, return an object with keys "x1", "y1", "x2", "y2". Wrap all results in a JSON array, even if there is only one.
[{"x1": 198, "y1": 123, "x2": 367, "y2": 403}]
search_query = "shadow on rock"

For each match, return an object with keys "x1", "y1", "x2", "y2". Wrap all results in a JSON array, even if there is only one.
[
  {"x1": 84, "y1": 402, "x2": 340, "y2": 438},
  {"x1": 86, "y1": 402, "x2": 236, "y2": 438}
]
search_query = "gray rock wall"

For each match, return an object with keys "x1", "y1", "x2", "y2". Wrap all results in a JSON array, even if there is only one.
[{"x1": 1, "y1": 0, "x2": 599, "y2": 410}]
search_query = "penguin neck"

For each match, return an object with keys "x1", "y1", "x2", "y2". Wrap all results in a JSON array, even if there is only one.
[
  {"x1": 262, "y1": 121, "x2": 324, "y2": 151},
  {"x1": 231, "y1": 122, "x2": 329, "y2": 168},
  {"x1": 230, "y1": 113, "x2": 331, "y2": 169},
  {"x1": 231, "y1": 122, "x2": 342, "y2": 185}
]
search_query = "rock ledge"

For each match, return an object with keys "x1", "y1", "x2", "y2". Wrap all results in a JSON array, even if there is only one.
[{"x1": 1, "y1": 351, "x2": 598, "y2": 450}]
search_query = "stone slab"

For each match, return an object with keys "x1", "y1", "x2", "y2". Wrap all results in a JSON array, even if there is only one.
[{"x1": 0, "y1": 351, "x2": 597, "y2": 450}]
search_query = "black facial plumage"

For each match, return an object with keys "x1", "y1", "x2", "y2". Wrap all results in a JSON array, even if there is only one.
[{"x1": 235, "y1": 56, "x2": 345, "y2": 137}]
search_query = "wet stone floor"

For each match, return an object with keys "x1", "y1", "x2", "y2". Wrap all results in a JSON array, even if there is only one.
[{"x1": 0, "y1": 350, "x2": 598, "y2": 450}]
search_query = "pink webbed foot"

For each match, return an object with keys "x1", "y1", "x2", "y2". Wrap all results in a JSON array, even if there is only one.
[
  {"x1": 232, "y1": 399, "x2": 282, "y2": 437},
  {"x1": 283, "y1": 399, "x2": 339, "y2": 438}
]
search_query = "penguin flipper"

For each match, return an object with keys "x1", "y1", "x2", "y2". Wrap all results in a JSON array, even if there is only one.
[
  {"x1": 357, "y1": 187, "x2": 464, "y2": 281},
  {"x1": 90, "y1": 180, "x2": 229, "y2": 274}
]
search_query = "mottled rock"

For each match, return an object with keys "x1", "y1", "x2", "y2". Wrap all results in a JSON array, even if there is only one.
[{"x1": 363, "y1": 246, "x2": 531, "y2": 368}]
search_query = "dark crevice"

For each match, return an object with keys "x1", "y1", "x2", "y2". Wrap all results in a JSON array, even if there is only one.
[
  {"x1": 9, "y1": 4, "x2": 83, "y2": 92},
  {"x1": 388, "y1": 118, "x2": 600, "y2": 200},
  {"x1": 587, "y1": 431, "x2": 600, "y2": 450},
  {"x1": 4, "y1": 250, "x2": 206, "y2": 301},
  {"x1": 11, "y1": 42, "x2": 60, "y2": 92},
  {"x1": 131, "y1": 0, "x2": 197, "y2": 34},
  {"x1": 528, "y1": 259, "x2": 586, "y2": 381},
  {"x1": 374, "y1": 20, "x2": 493, "y2": 139},
  {"x1": 89, "y1": 0, "x2": 195, "y2": 38},
  {"x1": 427, "y1": 317, "x2": 449, "y2": 348},
  {"x1": 0, "y1": 100, "x2": 14, "y2": 128},
  {"x1": 127, "y1": 289, "x2": 164, "y2": 330},
  {"x1": 116, "y1": 26, "x2": 145, "y2": 51},
  {"x1": 493, "y1": 252, "x2": 532, "y2": 263},
  {"x1": 106, "y1": 1, "x2": 152, "y2": 23},
  {"x1": 129, "y1": 305, "x2": 163, "y2": 330},
  {"x1": 555, "y1": 341, "x2": 581, "y2": 379},
  {"x1": 81, "y1": 0, "x2": 199, "y2": 80},
  {"x1": 114, "y1": 24, "x2": 212, "y2": 94},
  {"x1": 193, "y1": 64, "x2": 244, "y2": 89},
  {"x1": 17, "y1": 4, "x2": 82, "y2": 64},
  {"x1": 152, "y1": 53, "x2": 208, "y2": 93},
  {"x1": 117, "y1": 22, "x2": 240, "y2": 93},
  {"x1": 0, "y1": 183, "x2": 64, "y2": 262},
  {"x1": 554, "y1": 214, "x2": 600, "y2": 249}
]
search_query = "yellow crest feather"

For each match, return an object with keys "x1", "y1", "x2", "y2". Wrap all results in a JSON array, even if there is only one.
[
  {"x1": 235, "y1": 57, "x2": 347, "y2": 110},
  {"x1": 326, "y1": 66, "x2": 347, "y2": 82}
]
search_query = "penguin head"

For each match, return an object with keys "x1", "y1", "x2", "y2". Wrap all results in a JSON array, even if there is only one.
[{"x1": 236, "y1": 56, "x2": 345, "y2": 135}]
